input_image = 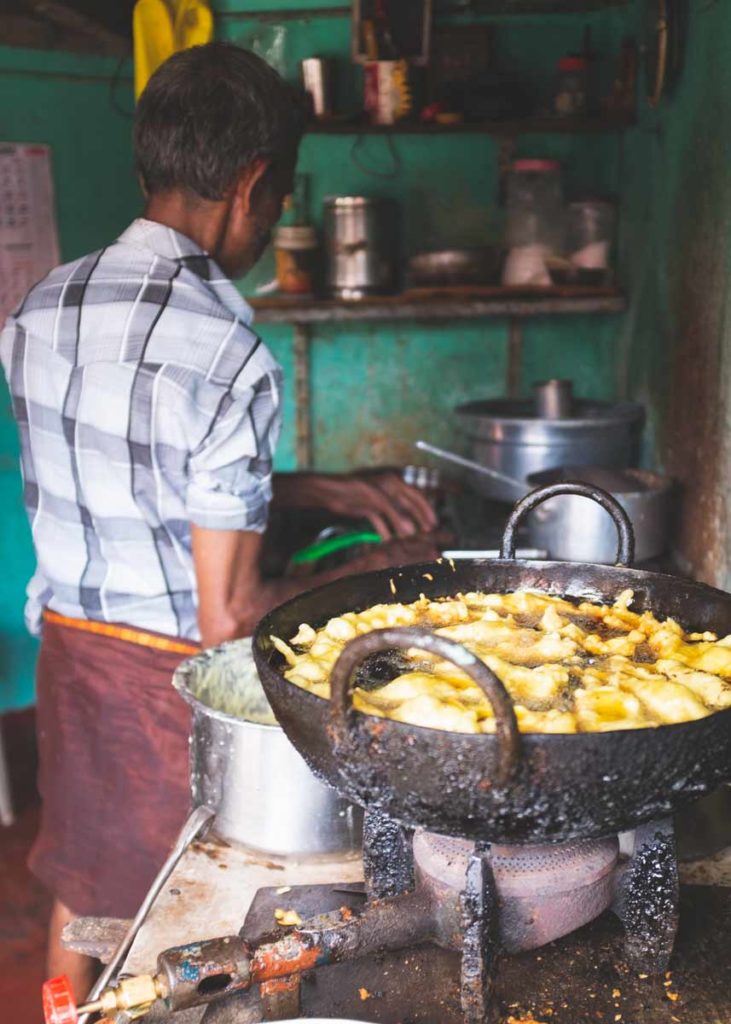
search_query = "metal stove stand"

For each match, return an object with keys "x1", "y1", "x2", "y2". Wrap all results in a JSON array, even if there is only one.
[{"x1": 63, "y1": 809, "x2": 731, "y2": 1024}]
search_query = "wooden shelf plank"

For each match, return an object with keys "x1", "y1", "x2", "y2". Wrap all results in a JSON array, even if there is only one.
[
  {"x1": 216, "y1": 0, "x2": 629, "y2": 18},
  {"x1": 249, "y1": 288, "x2": 626, "y2": 324},
  {"x1": 305, "y1": 114, "x2": 634, "y2": 136}
]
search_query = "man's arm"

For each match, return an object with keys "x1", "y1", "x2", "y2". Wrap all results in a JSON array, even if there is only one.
[
  {"x1": 271, "y1": 470, "x2": 437, "y2": 538},
  {"x1": 186, "y1": 371, "x2": 440, "y2": 646},
  {"x1": 192, "y1": 525, "x2": 440, "y2": 648}
]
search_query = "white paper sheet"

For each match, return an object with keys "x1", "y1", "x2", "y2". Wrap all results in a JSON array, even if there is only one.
[{"x1": 0, "y1": 143, "x2": 60, "y2": 323}]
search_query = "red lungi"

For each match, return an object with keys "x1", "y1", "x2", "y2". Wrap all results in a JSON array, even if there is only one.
[{"x1": 29, "y1": 612, "x2": 197, "y2": 918}]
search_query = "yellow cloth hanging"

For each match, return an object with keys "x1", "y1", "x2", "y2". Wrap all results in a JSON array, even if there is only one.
[{"x1": 133, "y1": 0, "x2": 214, "y2": 101}]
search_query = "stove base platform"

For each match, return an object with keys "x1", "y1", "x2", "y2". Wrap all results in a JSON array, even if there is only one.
[{"x1": 211, "y1": 884, "x2": 731, "y2": 1024}]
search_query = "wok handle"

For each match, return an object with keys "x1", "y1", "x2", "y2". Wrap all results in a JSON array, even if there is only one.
[
  {"x1": 500, "y1": 482, "x2": 636, "y2": 567},
  {"x1": 329, "y1": 626, "x2": 521, "y2": 785}
]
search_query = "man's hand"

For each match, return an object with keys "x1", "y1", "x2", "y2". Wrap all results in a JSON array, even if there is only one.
[{"x1": 272, "y1": 470, "x2": 438, "y2": 539}]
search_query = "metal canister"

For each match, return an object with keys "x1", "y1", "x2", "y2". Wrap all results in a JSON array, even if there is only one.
[
  {"x1": 323, "y1": 196, "x2": 396, "y2": 300},
  {"x1": 173, "y1": 639, "x2": 362, "y2": 859}
]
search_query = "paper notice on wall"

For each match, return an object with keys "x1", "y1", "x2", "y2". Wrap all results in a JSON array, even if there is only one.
[{"x1": 0, "y1": 143, "x2": 60, "y2": 324}]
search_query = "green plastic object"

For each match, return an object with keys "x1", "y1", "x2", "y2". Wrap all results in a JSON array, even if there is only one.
[{"x1": 291, "y1": 531, "x2": 381, "y2": 565}]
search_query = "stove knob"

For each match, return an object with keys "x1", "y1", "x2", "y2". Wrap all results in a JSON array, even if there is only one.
[{"x1": 42, "y1": 976, "x2": 77, "y2": 1024}]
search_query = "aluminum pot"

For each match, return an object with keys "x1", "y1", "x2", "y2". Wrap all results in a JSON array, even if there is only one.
[
  {"x1": 173, "y1": 639, "x2": 362, "y2": 858},
  {"x1": 525, "y1": 466, "x2": 674, "y2": 564},
  {"x1": 455, "y1": 397, "x2": 645, "y2": 502},
  {"x1": 323, "y1": 196, "x2": 396, "y2": 299}
]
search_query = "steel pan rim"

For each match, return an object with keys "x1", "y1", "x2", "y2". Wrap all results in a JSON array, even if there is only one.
[
  {"x1": 526, "y1": 466, "x2": 675, "y2": 498},
  {"x1": 255, "y1": 556, "x2": 731, "y2": 626}
]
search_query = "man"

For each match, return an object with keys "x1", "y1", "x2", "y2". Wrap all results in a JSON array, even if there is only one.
[{"x1": 0, "y1": 42, "x2": 439, "y2": 998}]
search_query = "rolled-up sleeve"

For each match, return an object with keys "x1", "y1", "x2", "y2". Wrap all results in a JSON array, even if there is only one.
[{"x1": 185, "y1": 370, "x2": 282, "y2": 532}]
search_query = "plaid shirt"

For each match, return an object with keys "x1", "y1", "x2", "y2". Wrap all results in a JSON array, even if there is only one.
[{"x1": 0, "y1": 218, "x2": 282, "y2": 640}]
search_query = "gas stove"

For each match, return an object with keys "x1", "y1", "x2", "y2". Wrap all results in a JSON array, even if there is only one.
[
  {"x1": 195, "y1": 811, "x2": 678, "y2": 1024},
  {"x1": 58, "y1": 805, "x2": 731, "y2": 1024}
]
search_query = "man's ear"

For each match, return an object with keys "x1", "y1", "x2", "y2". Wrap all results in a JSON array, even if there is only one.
[{"x1": 234, "y1": 158, "x2": 271, "y2": 215}]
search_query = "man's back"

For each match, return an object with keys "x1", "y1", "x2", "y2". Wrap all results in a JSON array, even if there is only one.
[{"x1": 0, "y1": 218, "x2": 282, "y2": 639}]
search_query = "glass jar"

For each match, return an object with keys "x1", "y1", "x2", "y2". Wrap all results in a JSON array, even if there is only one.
[
  {"x1": 555, "y1": 56, "x2": 588, "y2": 117},
  {"x1": 503, "y1": 159, "x2": 564, "y2": 286},
  {"x1": 275, "y1": 225, "x2": 319, "y2": 295},
  {"x1": 567, "y1": 200, "x2": 616, "y2": 270}
]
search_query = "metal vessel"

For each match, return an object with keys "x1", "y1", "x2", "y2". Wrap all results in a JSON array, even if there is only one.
[
  {"x1": 407, "y1": 247, "x2": 501, "y2": 287},
  {"x1": 455, "y1": 397, "x2": 645, "y2": 501},
  {"x1": 173, "y1": 639, "x2": 362, "y2": 858},
  {"x1": 525, "y1": 466, "x2": 673, "y2": 563},
  {"x1": 323, "y1": 196, "x2": 396, "y2": 299},
  {"x1": 254, "y1": 483, "x2": 731, "y2": 845}
]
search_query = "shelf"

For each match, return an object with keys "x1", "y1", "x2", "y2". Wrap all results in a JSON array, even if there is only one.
[
  {"x1": 249, "y1": 287, "x2": 626, "y2": 324},
  {"x1": 306, "y1": 113, "x2": 634, "y2": 136},
  {"x1": 443, "y1": 0, "x2": 630, "y2": 10},
  {"x1": 216, "y1": 1, "x2": 629, "y2": 18}
]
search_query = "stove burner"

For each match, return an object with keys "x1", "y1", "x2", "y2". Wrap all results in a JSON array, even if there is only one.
[
  {"x1": 415, "y1": 830, "x2": 619, "y2": 893},
  {"x1": 414, "y1": 830, "x2": 620, "y2": 953}
]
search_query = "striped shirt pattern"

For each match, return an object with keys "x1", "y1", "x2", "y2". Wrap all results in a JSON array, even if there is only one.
[{"x1": 0, "y1": 219, "x2": 282, "y2": 640}]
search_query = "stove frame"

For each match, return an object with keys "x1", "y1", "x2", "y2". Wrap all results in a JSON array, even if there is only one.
[{"x1": 188, "y1": 810, "x2": 679, "y2": 1024}]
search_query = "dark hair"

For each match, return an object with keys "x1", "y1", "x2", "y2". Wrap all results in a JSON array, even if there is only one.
[{"x1": 134, "y1": 42, "x2": 306, "y2": 201}]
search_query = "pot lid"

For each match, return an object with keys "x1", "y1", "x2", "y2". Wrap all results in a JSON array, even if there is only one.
[{"x1": 456, "y1": 398, "x2": 644, "y2": 426}]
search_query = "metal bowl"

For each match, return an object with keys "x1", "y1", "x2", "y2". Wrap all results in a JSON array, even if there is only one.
[{"x1": 407, "y1": 247, "x2": 502, "y2": 287}]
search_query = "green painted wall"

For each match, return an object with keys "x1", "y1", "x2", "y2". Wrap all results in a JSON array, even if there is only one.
[
  {"x1": 217, "y1": 1, "x2": 630, "y2": 470},
  {"x1": 619, "y1": 0, "x2": 731, "y2": 589},
  {"x1": 0, "y1": 3, "x2": 630, "y2": 708},
  {"x1": 0, "y1": 47, "x2": 140, "y2": 709}
]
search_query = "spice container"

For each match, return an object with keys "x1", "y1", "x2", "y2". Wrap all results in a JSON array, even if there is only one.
[
  {"x1": 502, "y1": 159, "x2": 564, "y2": 286},
  {"x1": 554, "y1": 56, "x2": 589, "y2": 117},
  {"x1": 364, "y1": 59, "x2": 413, "y2": 125},
  {"x1": 274, "y1": 225, "x2": 318, "y2": 295},
  {"x1": 567, "y1": 200, "x2": 615, "y2": 274}
]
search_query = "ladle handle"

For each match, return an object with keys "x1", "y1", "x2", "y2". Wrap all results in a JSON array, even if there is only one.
[
  {"x1": 500, "y1": 482, "x2": 636, "y2": 567},
  {"x1": 328, "y1": 627, "x2": 521, "y2": 785},
  {"x1": 414, "y1": 440, "x2": 524, "y2": 493}
]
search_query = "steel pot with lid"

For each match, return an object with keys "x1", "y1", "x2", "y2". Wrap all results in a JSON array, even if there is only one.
[
  {"x1": 455, "y1": 388, "x2": 645, "y2": 502},
  {"x1": 173, "y1": 639, "x2": 362, "y2": 858}
]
